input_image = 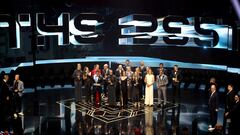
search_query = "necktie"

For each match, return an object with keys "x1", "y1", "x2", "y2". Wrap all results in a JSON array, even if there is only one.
[{"x1": 14, "y1": 81, "x2": 18, "y2": 90}]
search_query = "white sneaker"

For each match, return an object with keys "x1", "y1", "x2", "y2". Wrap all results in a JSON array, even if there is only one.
[
  {"x1": 18, "y1": 112, "x2": 24, "y2": 116},
  {"x1": 208, "y1": 127, "x2": 215, "y2": 132},
  {"x1": 14, "y1": 113, "x2": 18, "y2": 119}
]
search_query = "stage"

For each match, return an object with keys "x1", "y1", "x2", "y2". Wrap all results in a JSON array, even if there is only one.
[
  {"x1": 57, "y1": 98, "x2": 178, "y2": 124},
  {"x1": 16, "y1": 85, "x2": 225, "y2": 135}
]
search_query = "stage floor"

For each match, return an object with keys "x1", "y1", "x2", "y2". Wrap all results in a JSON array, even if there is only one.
[
  {"x1": 3, "y1": 86, "x2": 226, "y2": 135},
  {"x1": 57, "y1": 98, "x2": 178, "y2": 124}
]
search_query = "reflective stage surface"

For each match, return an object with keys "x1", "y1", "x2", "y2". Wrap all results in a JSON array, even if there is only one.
[
  {"x1": 57, "y1": 98, "x2": 177, "y2": 124},
  {"x1": 7, "y1": 86, "x2": 225, "y2": 135}
]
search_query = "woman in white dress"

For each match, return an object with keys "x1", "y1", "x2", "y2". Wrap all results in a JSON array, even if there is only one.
[{"x1": 144, "y1": 67, "x2": 155, "y2": 106}]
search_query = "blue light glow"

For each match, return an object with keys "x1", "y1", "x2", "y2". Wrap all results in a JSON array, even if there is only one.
[
  {"x1": 0, "y1": 22, "x2": 9, "y2": 27},
  {"x1": 1, "y1": 56, "x2": 238, "y2": 74}
]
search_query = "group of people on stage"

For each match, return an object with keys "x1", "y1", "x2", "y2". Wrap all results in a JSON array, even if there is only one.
[
  {"x1": 0, "y1": 74, "x2": 24, "y2": 134},
  {"x1": 206, "y1": 78, "x2": 240, "y2": 135},
  {"x1": 72, "y1": 60, "x2": 182, "y2": 108}
]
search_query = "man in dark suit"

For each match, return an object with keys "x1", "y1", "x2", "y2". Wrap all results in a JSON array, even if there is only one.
[
  {"x1": 225, "y1": 84, "x2": 236, "y2": 112},
  {"x1": 208, "y1": 84, "x2": 219, "y2": 128},
  {"x1": 205, "y1": 77, "x2": 217, "y2": 97},
  {"x1": 170, "y1": 65, "x2": 182, "y2": 103},
  {"x1": 225, "y1": 91, "x2": 240, "y2": 135},
  {"x1": 123, "y1": 59, "x2": 132, "y2": 71},
  {"x1": 139, "y1": 61, "x2": 146, "y2": 100},
  {"x1": 223, "y1": 84, "x2": 235, "y2": 133},
  {"x1": 0, "y1": 75, "x2": 11, "y2": 131},
  {"x1": 1, "y1": 75, "x2": 10, "y2": 104}
]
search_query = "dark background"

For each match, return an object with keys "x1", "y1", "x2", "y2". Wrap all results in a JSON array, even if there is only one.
[{"x1": 0, "y1": 0, "x2": 239, "y2": 68}]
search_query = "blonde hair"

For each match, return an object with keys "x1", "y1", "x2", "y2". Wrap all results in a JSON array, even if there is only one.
[{"x1": 148, "y1": 67, "x2": 153, "y2": 74}]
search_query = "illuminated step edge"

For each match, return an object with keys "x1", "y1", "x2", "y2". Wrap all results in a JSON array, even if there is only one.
[{"x1": 0, "y1": 56, "x2": 238, "y2": 74}]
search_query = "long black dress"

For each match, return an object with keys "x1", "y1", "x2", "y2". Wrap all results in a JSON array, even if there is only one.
[
  {"x1": 120, "y1": 77, "x2": 128, "y2": 107},
  {"x1": 83, "y1": 72, "x2": 92, "y2": 103},
  {"x1": 132, "y1": 75, "x2": 141, "y2": 103},
  {"x1": 107, "y1": 75, "x2": 117, "y2": 106}
]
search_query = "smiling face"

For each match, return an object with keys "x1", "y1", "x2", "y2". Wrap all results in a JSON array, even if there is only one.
[
  {"x1": 103, "y1": 64, "x2": 108, "y2": 70},
  {"x1": 159, "y1": 69, "x2": 163, "y2": 76},
  {"x1": 15, "y1": 74, "x2": 20, "y2": 81},
  {"x1": 4, "y1": 75, "x2": 9, "y2": 82},
  {"x1": 77, "y1": 64, "x2": 81, "y2": 70},
  {"x1": 148, "y1": 68, "x2": 153, "y2": 74},
  {"x1": 174, "y1": 65, "x2": 178, "y2": 71},
  {"x1": 95, "y1": 64, "x2": 100, "y2": 70},
  {"x1": 227, "y1": 84, "x2": 233, "y2": 92},
  {"x1": 210, "y1": 84, "x2": 216, "y2": 93}
]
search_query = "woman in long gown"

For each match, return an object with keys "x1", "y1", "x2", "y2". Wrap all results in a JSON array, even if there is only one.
[
  {"x1": 120, "y1": 70, "x2": 128, "y2": 108},
  {"x1": 144, "y1": 68, "x2": 155, "y2": 106},
  {"x1": 83, "y1": 66, "x2": 92, "y2": 103},
  {"x1": 126, "y1": 66, "x2": 133, "y2": 102},
  {"x1": 107, "y1": 70, "x2": 117, "y2": 107}
]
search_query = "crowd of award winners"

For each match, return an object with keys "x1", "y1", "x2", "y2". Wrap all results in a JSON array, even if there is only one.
[
  {"x1": 72, "y1": 60, "x2": 182, "y2": 109},
  {"x1": 72, "y1": 59, "x2": 240, "y2": 134}
]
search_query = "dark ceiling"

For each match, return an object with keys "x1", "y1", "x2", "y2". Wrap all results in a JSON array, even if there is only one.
[{"x1": 0, "y1": 0, "x2": 237, "y2": 20}]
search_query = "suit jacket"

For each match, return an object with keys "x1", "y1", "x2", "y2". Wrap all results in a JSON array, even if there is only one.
[
  {"x1": 102, "y1": 69, "x2": 110, "y2": 77},
  {"x1": 102, "y1": 68, "x2": 110, "y2": 85},
  {"x1": 170, "y1": 70, "x2": 182, "y2": 86},
  {"x1": 157, "y1": 68, "x2": 167, "y2": 75},
  {"x1": 0, "y1": 80, "x2": 10, "y2": 102},
  {"x1": 13, "y1": 80, "x2": 24, "y2": 97},
  {"x1": 72, "y1": 69, "x2": 83, "y2": 81},
  {"x1": 228, "y1": 101, "x2": 240, "y2": 126},
  {"x1": 209, "y1": 91, "x2": 219, "y2": 111},
  {"x1": 123, "y1": 64, "x2": 133, "y2": 71},
  {"x1": 139, "y1": 66, "x2": 146, "y2": 75},
  {"x1": 156, "y1": 74, "x2": 168, "y2": 87},
  {"x1": 205, "y1": 82, "x2": 218, "y2": 93},
  {"x1": 226, "y1": 90, "x2": 235, "y2": 111}
]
